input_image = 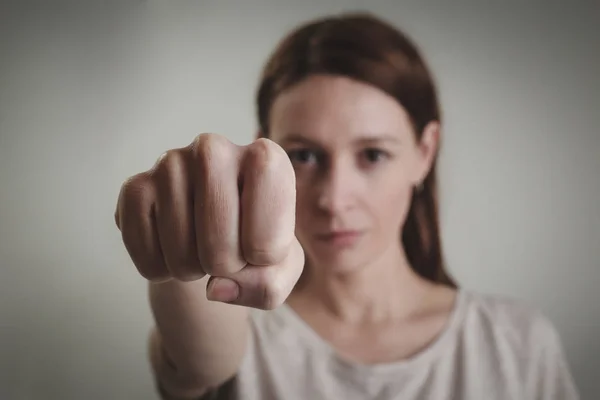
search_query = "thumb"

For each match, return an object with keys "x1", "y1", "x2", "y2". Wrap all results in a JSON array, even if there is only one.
[
  {"x1": 206, "y1": 277, "x2": 240, "y2": 303},
  {"x1": 209, "y1": 237, "x2": 304, "y2": 310}
]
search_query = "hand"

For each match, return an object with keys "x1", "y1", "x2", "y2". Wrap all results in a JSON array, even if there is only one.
[{"x1": 115, "y1": 133, "x2": 304, "y2": 310}]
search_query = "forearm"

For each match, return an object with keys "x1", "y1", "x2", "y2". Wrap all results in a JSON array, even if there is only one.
[{"x1": 148, "y1": 277, "x2": 249, "y2": 398}]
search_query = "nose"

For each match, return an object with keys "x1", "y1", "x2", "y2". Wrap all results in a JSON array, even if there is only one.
[{"x1": 316, "y1": 161, "x2": 353, "y2": 214}]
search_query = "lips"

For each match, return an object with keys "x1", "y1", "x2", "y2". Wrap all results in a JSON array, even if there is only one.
[{"x1": 315, "y1": 230, "x2": 363, "y2": 246}]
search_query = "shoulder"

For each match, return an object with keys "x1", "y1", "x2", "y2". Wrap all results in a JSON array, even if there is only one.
[
  {"x1": 461, "y1": 291, "x2": 579, "y2": 398},
  {"x1": 461, "y1": 290, "x2": 564, "y2": 358}
]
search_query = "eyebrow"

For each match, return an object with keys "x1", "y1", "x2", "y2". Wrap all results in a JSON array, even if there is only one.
[{"x1": 279, "y1": 133, "x2": 401, "y2": 147}]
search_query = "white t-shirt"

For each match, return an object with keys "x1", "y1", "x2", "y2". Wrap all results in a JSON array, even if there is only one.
[{"x1": 202, "y1": 290, "x2": 579, "y2": 399}]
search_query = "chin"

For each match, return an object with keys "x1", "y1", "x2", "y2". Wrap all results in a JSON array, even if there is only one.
[
  {"x1": 305, "y1": 243, "x2": 372, "y2": 276},
  {"x1": 301, "y1": 231, "x2": 399, "y2": 278}
]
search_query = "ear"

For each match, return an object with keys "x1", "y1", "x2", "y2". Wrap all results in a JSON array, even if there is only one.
[
  {"x1": 414, "y1": 121, "x2": 440, "y2": 185},
  {"x1": 255, "y1": 130, "x2": 265, "y2": 140}
]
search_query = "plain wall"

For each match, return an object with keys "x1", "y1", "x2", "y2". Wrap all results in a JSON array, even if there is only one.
[{"x1": 1, "y1": 1, "x2": 598, "y2": 399}]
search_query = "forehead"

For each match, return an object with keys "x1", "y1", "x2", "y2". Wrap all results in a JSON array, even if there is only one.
[{"x1": 269, "y1": 74, "x2": 414, "y2": 146}]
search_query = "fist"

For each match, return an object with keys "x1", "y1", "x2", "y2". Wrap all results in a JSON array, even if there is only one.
[{"x1": 115, "y1": 133, "x2": 304, "y2": 309}]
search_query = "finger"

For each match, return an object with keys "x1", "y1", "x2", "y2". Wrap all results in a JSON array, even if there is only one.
[
  {"x1": 117, "y1": 173, "x2": 170, "y2": 282},
  {"x1": 192, "y1": 134, "x2": 246, "y2": 276},
  {"x1": 207, "y1": 237, "x2": 305, "y2": 310},
  {"x1": 153, "y1": 150, "x2": 204, "y2": 282},
  {"x1": 239, "y1": 138, "x2": 296, "y2": 266}
]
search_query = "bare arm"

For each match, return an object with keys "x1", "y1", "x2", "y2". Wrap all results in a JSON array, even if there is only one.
[
  {"x1": 147, "y1": 278, "x2": 249, "y2": 399},
  {"x1": 114, "y1": 134, "x2": 302, "y2": 398}
]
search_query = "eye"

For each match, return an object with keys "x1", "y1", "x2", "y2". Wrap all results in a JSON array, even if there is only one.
[
  {"x1": 287, "y1": 148, "x2": 319, "y2": 165},
  {"x1": 362, "y1": 148, "x2": 388, "y2": 163}
]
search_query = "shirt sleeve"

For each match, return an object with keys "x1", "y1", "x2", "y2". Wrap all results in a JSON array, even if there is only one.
[{"x1": 528, "y1": 321, "x2": 580, "y2": 400}]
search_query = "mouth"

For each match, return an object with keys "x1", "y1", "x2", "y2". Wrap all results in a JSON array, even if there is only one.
[{"x1": 315, "y1": 230, "x2": 363, "y2": 246}]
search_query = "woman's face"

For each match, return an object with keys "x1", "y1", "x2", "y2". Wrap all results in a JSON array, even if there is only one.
[{"x1": 268, "y1": 75, "x2": 438, "y2": 274}]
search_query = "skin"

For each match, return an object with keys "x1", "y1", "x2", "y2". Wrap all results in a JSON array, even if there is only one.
[
  {"x1": 116, "y1": 135, "x2": 303, "y2": 398},
  {"x1": 115, "y1": 74, "x2": 457, "y2": 398},
  {"x1": 268, "y1": 74, "x2": 458, "y2": 363}
]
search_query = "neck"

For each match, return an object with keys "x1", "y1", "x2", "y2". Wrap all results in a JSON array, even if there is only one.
[{"x1": 290, "y1": 245, "x2": 437, "y2": 325}]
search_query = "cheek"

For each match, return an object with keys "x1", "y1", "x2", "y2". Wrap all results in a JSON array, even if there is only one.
[{"x1": 372, "y1": 179, "x2": 413, "y2": 233}]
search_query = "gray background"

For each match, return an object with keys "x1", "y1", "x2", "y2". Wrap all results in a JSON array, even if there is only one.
[{"x1": 1, "y1": 0, "x2": 598, "y2": 399}]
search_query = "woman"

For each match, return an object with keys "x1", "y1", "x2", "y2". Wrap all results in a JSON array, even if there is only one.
[{"x1": 115, "y1": 12, "x2": 579, "y2": 400}]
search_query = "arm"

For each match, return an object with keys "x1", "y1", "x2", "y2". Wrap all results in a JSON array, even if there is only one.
[
  {"x1": 147, "y1": 277, "x2": 249, "y2": 399},
  {"x1": 114, "y1": 134, "x2": 302, "y2": 398}
]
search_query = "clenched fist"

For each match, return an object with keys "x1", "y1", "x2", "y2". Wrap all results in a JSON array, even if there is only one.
[{"x1": 115, "y1": 133, "x2": 304, "y2": 310}]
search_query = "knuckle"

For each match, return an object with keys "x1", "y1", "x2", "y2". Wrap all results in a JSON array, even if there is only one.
[
  {"x1": 152, "y1": 149, "x2": 188, "y2": 192},
  {"x1": 192, "y1": 133, "x2": 231, "y2": 159},
  {"x1": 191, "y1": 133, "x2": 211, "y2": 159},
  {"x1": 245, "y1": 138, "x2": 295, "y2": 185},
  {"x1": 119, "y1": 173, "x2": 154, "y2": 210},
  {"x1": 190, "y1": 133, "x2": 235, "y2": 177},
  {"x1": 154, "y1": 149, "x2": 184, "y2": 175},
  {"x1": 245, "y1": 138, "x2": 280, "y2": 170},
  {"x1": 193, "y1": 132, "x2": 221, "y2": 148}
]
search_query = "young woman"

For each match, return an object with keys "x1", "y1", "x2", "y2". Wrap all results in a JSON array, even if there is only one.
[{"x1": 115, "y1": 12, "x2": 579, "y2": 400}]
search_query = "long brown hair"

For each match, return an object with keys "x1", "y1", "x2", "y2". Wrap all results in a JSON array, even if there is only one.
[{"x1": 256, "y1": 12, "x2": 457, "y2": 288}]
